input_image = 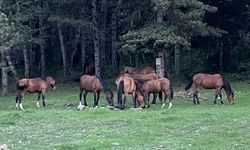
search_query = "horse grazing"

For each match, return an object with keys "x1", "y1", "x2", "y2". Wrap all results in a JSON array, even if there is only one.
[
  {"x1": 121, "y1": 65, "x2": 155, "y2": 75},
  {"x1": 185, "y1": 73, "x2": 234, "y2": 105},
  {"x1": 79, "y1": 75, "x2": 114, "y2": 108},
  {"x1": 15, "y1": 76, "x2": 56, "y2": 110},
  {"x1": 124, "y1": 73, "x2": 163, "y2": 104},
  {"x1": 115, "y1": 75, "x2": 145, "y2": 109},
  {"x1": 138, "y1": 78, "x2": 173, "y2": 109}
]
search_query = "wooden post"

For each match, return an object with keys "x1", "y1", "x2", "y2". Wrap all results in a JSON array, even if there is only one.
[{"x1": 156, "y1": 50, "x2": 165, "y2": 78}]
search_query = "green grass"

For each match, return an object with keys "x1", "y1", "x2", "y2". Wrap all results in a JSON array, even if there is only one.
[{"x1": 0, "y1": 81, "x2": 250, "y2": 150}]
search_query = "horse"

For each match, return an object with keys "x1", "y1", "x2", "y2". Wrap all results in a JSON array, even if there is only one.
[
  {"x1": 185, "y1": 73, "x2": 234, "y2": 105},
  {"x1": 122, "y1": 73, "x2": 163, "y2": 104},
  {"x1": 79, "y1": 75, "x2": 114, "y2": 108},
  {"x1": 121, "y1": 65, "x2": 155, "y2": 75},
  {"x1": 15, "y1": 76, "x2": 56, "y2": 110},
  {"x1": 115, "y1": 75, "x2": 145, "y2": 109},
  {"x1": 137, "y1": 78, "x2": 173, "y2": 109}
]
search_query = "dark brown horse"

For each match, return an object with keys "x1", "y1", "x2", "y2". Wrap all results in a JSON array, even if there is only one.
[
  {"x1": 121, "y1": 65, "x2": 155, "y2": 75},
  {"x1": 15, "y1": 76, "x2": 56, "y2": 110},
  {"x1": 79, "y1": 75, "x2": 114, "y2": 108},
  {"x1": 137, "y1": 78, "x2": 173, "y2": 109},
  {"x1": 115, "y1": 75, "x2": 145, "y2": 109},
  {"x1": 185, "y1": 73, "x2": 234, "y2": 105},
  {"x1": 83, "y1": 62, "x2": 95, "y2": 75}
]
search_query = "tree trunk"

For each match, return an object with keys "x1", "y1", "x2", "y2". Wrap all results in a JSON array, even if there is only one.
[
  {"x1": 219, "y1": 40, "x2": 223, "y2": 73},
  {"x1": 1, "y1": 53, "x2": 8, "y2": 96},
  {"x1": 5, "y1": 52, "x2": 17, "y2": 80},
  {"x1": 23, "y1": 46, "x2": 30, "y2": 77},
  {"x1": 69, "y1": 27, "x2": 81, "y2": 74},
  {"x1": 57, "y1": 24, "x2": 67, "y2": 79},
  {"x1": 111, "y1": 2, "x2": 118, "y2": 73},
  {"x1": 100, "y1": 0, "x2": 107, "y2": 63},
  {"x1": 174, "y1": 45, "x2": 180, "y2": 77},
  {"x1": 81, "y1": 31, "x2": 86, "y2": 73},
  {"x1": 165, "y1": 51, "x2": 170, "y2": 78},
  {"x1": 39, "y1": 16, "x2": 45, "y2": 77},
  {"x1": 92, "y1": 0, "x2": 100, "y2": 77},
  {"x1": 156, "y1": 9, "x2": 164, "y2": 77}
]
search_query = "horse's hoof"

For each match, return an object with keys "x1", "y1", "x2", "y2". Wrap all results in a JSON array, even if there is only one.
[{"x1": 106, "y1": 106, "x2": 114, "y2": 110}]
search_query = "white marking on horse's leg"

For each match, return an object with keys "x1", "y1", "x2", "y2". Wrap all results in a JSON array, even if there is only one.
[
  {"x1": 36, "y1": 101, "x2": 40, "y2": 108},
  {"x1": 161, "y1": 103, "x2": 166, "y2": 108},
  {"x1": 79, "y1": 102, "x2": 82, "y2": 106},
  {"x1": 16, "y1": 103, "x2": 19, "y2": 108},
  {"x1": 168, "y1": 103, "x2": 172, "y2": 109},
  {"x1": 19, "y1": 103, "x2": 24, "y2": 110},
  {"x1": 218, "y1": 96, "x2": 221, "y2": 100}
]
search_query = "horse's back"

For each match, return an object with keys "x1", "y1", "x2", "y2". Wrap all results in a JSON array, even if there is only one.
[
  {"x1": 137, "y1": 66, "x2": 155, "y2": 74},
  {"x1": 143, "y1": 80, "x2": 161, "y2": 92},
  {"x1": 80, "y1": 75, "x2": 102, "y2": 91},
  {"x1": 193, "y1": 73, "x2": 223, "y2": 88},
  {"x1": 17, "y1": 78, "x2": 46, "y2": 92}
]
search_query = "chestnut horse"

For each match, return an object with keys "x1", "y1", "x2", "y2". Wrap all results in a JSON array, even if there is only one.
[
  {"x1": 185, "y1": 73, "x2": 234, "y2": 105},
  {"x1": 123, "y1": 73, "x2": 163, "y2": 104},
  {"x1": 79, "y1": 75, "x2": 114, "y2": 108},
  {"x1": 115, "y1": 75, "x2": 145, "y2": 109},
  {"x1": 137, "y1": 78, "x2": 173, "y2": 109},
  {"x1": 121, "y1": 65, "x2": 155, "y2": 75},
  {"x1": 15, "y1": 76, "x2": 56, "y2": 110}
]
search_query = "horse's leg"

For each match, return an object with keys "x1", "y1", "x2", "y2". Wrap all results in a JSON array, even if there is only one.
[
  {"x1": 132, "y1": 92, "x2": 136, "y2": 108},
  {"x1": 152, "y1": 93, "x2": 156, "y2": 104},
  {"x1": 93, "y1": 92, "x2": 97, "y2": 107},
  {"x1": 161, "y1": 92, "x2": 167, "y2": 108},
  {"x1": 146, "y1": 92, "x2": 150, "y2": 108},
  {"x1": 18, "y1": 92, "x2": 25, "y2": 110},
  {"x1": 95, "y1": 91, "x2": 100, "y2": 108},
  {"x1": 219, "y1": 89, "x2": 223, "y2": 104},
  {"x1": 41, "y1": 90, "x2": 46, "y2": 107},
  {"x1": 83, "y1": 91, "x2": 88, "y2": 106},
  {"x1": 214, "y1": 88, "x2": 220, "y2": 105},
  {"x1": 193, "y1": 92, "x2": 197, "y2": 105},
  {"x1": 122, "y1": 94, "x2": 127, "y2": 109},
  {"x1": 37, "y1": 92, "x2": 41, "y2": 108},
  {"x1": 15, "y1": 93, "x2": 20, "y2": 109},
  {"x1": 79, "y1": 89, "x2": 83, "y2": 106},
  {"x1": 196, "y1": 92, "x2": 200, "y2": 105}
]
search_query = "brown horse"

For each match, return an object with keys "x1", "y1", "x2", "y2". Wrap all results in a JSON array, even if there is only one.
[
  {"x1": 137, "y1": 78, "x2": 173, "y2": 109},
  {"x1": 15, "y1": 76, "x2": 56, "y2": 110},
  {"x1": 121, "y1": 65, "x2": 155, "y2": 75},
  {"x1": 115, "y1": 75, "x2": 145, "y2": 109},
  {"x1": 79, "y1": 75, "x2": 114, "y2": 108},
  {"x1": 123, "y1": 73, "x2": 163, "y2": 104},
  {"x1": 185, "y1": 73, "x2": 234, "y2": 105}
]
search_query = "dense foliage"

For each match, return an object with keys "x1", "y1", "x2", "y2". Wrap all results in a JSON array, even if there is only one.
[{"x1": 0, "y1": 0, "x2": 249, "y2": 94}]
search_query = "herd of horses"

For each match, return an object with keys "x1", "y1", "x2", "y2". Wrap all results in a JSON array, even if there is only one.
[{"x1": 15, "y1": 65, "x2": 235, "y2": 110}]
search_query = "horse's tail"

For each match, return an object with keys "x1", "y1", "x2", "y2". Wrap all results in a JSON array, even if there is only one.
[
  {"x1": 170, "y1": 81, "x2": 174, "y2": 100},
  {"x1": 117, "y1": 80, "x2": 124, "y2": 106},
  {"x1": 185, "y1": 79, "x2": 193, "y2": 90},
  {"x1": 222, "y1": 77, "x2": 233, "y2": 95}
]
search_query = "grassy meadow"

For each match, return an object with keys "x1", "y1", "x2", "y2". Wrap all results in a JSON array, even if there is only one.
[{"x1": 0, "y1": 81, "x2": 250, "y2": 150}]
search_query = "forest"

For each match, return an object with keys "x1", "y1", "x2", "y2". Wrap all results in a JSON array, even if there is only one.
[{"x1": 0, "y1": 0, "x2": 249, "y2": 95}]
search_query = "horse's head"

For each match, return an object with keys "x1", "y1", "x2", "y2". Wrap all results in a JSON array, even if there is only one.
[
  {"x1": 227, "y1": 92, "x2": 234, "y2": 104},
  {"x1": 46, "y1": 76, "x2": 56, "y2": 89},
  {"x1": 105, "y1": 90, "x2": 114, "y2": 106}
]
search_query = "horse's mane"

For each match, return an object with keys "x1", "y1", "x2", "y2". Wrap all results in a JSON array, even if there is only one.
[
  {"x1": 95, "y1": 76, "x2": 112, "y2": 92},
  {"x1": 222, "y1": 77, "x2": 234, "y2": 96},
  {"x1": 134, "y1": 79, "x2": 144, "y2": 95}
]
